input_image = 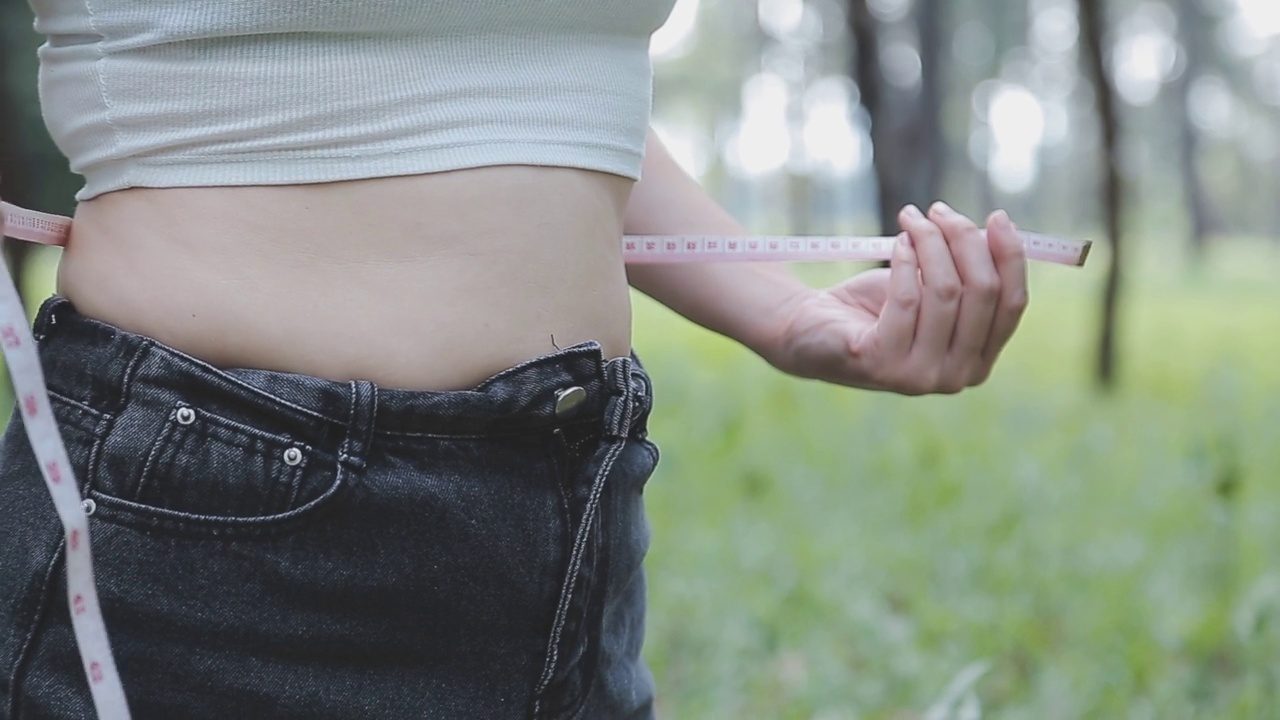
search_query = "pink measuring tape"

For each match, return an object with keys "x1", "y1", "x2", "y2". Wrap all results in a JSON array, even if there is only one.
[
  {"x1": 0, "y1": 199, "x2": 1089, "y2": 720},
  {"x1": 623, "y1": 231, "x2": 1091, "y2": 266},
  {"x1": 0, "y1": 202, "x2": 132, "y2": 719},
  {"x1": 2, "y1": 201, "x2": 1094, "y2": 266}
]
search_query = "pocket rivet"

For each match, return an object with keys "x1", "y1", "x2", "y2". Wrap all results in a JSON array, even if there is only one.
[
  {"x1": 175, "y1": 407, "x2": 196, "y2": 425},
  {"x1": 555, "y1": 387, "x2": 587, "y2": 417},
  {"x1": 283, "y1": 447, "x2": 304, "y2": 466},
  {"x1": 81, "y1": 499, "x2": 96, "y2": 516}
]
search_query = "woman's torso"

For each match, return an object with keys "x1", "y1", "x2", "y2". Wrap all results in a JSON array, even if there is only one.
[
  {"x1": 33, "y1": 0, "x2": 679, "y2": 390},
  {"x1": 59, "y1": 168, "x2": 636, "y2": 391}
]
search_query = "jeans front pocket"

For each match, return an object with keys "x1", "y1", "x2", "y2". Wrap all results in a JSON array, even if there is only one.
[{"x1": 90, "y1": 399, "x2": 343, "y2": 536}]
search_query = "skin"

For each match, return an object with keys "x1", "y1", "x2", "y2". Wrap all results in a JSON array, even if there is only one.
[
  {"x1": 626, "y1": 131, "x2": 1029, "y2": 396},
  {"x1": 46, "y1": 129, "x2": 1027, "y2": 394}
]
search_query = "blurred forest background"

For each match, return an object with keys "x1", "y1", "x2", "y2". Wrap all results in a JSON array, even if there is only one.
[{"x1": 4, "y1": 0, "x2": 1280, "y2": 717}]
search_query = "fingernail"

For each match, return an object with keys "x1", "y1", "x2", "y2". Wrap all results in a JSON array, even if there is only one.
[
  {"x1": 930, "y1": 201, "x2": 955, "y2": 217},
  {"x1": 902, "y1": 205, "x2": 923, "y2": 220},
  {"x1": 992, "y1": 209, "x2": 1012, "y2": 231}
]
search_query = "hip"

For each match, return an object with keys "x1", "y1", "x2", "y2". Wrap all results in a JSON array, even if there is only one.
[{"x1": 0, "y1": 298, "x2": 659, "y2": 718}]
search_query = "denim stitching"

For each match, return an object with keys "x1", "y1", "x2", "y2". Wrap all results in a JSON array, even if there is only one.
[
  {"x1": 85, "y1": 471, "x2": 346, "y2": 537},
  {"x1": 136, "y1": 339, "x2": 342, "y2": 426},
  {"x1": 360, "y1": 383, "x2": 377, "y2": 470},
  {"x1": 531, "y1": 436, "x2": 625, "y2": 718},
  {"x1": 471, "y1": 343, "x2": 603, "y2": 391},
  {"x1": 154, "y1": 406, "x2": 316, "y2": 457},
  {"x1": 337, "y1": 382, "x2": 358, "y2": 470},
  {"x1": 76, "y1": 338, "x2": 147, "y2": 502},
  {"x1": 127, "y1": 404, "x2": 313, "y2": 518},
  {"x1": 84, "y1": 392, "x2": 346, "y2": 535},
  {"x1": 110, "y1": 338, "x2": 150, "y2": 416},
  {"x1": 7, "y1": 536, "x2": 67, "y2": 720},
  {"x1": 46, "y1": 391, "x2": 106, "y2": 425},
  {"x1": 604, "y1": 359, "x2": 635, "y2": 439},
  {"x1": 377, "y1": 426, "x2": 587, "y2": 441},
  {"x1": 282, "y1": 459, "x2": 304, "y2": 509},
  {"x1": 338, "y1": 381, "x2": 376, "y2": 473},
  {"x1": 532, "y1": 358, "x2": 636, "y2": 718},
  {"x1": 82, "y1": 384, "x2": 117, "y2": 501},
  {"x1": 134, "y1": 415, "x2": 177, "y2": 503},
  {"x1": 548, "y1": 428, "x2": 571, "y2": 507},
  {"x1": 45, "y1": 302, "x2": 619, "y2": 441},
  {"x1": 38, "y1": 298, "x2": 336, "y2": 427}
]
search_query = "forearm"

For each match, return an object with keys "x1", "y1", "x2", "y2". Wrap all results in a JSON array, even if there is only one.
[
  {"x1": 623, "y1": 130, "x2": 810, "y2": 361},
  {"x1": 624, "y1": 131, "x2": 1030, "y2": 395}
]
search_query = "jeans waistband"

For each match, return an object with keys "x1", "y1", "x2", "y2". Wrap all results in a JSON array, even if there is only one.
[{"x1": 32, "y1": 297, "x2": 652, "y2": 445}]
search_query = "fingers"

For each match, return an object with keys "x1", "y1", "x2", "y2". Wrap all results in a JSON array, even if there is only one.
[
  {"x1": 979, "y1": 209, "x2": 1030, "y2": 372},
  {"x1": 927, "y1": 201, "x2": 1002, "y2": 385},
  {"x1": 886, "y1": 202, "x2": 1024, "y2": 394},
  {"x1": 898, "y1": 204, "x2": 960, "y2": 365},
  {"x1": 875, "y1": 233, "x2": 920, "y2": 359}
]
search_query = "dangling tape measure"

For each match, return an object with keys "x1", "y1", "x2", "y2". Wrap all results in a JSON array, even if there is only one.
[
  {"x1": 0, "y1": 199, "x2": 1090, "y2": 720},
  {"x1": 0, "y1": 203, "x2": 132, "y2": 719}
]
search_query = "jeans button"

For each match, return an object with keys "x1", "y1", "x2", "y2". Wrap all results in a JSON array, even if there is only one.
[{"x1": 554, "y1": 387, "x2": 587, "y2": 417}]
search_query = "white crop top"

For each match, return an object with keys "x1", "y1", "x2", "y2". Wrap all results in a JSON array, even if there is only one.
[{"x1": 28, "y1": 0, "x2": 677, "y2": 201}]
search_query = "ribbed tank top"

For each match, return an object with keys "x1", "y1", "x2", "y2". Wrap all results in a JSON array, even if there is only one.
[{"x1": 28, "y1": 0, "x2": 677, "y2": 200}]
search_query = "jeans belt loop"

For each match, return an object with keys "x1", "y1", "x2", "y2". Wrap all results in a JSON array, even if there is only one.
[
  {"x1": 603, "y1": 357, "x2": 634, "y2": 439},
  {"x1": 339, "y1": 380, "x2": 377, "y2": 472}
]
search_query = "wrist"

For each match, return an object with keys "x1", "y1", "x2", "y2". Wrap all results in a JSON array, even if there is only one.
[
  {"x1": 628, "y1": 260, "x2": 816, "y2": 363},
  {"x1": 733, "y1": 267, "x2": 817, "y2": 368}
]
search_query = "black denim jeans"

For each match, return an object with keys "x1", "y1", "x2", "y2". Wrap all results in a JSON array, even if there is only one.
[{"x1": 0, "y1": 298, "x2": 659, "y2": 719}]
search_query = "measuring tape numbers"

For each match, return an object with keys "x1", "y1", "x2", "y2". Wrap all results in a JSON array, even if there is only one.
[
  {"x1": 0, "y1": 199, "x2": 1089, "y2": 720},
  {"x1": 0, "y1": 203, "x2": 133, "y2": 719},
  {"x1": 623, "y1": 231, "x2": 1091, "y2": 266},
  {"x1": 3, "y1": 201, "x2": 1093, "y2": 266}
]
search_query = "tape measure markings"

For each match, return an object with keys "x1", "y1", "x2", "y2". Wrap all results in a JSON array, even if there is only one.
[
  {"x1": 623, "y1": 231, "x2": 1090, "y2": 266},
  {"x1": 2, "y1": 201, "x2": 1091, "y2": 266},
  {"x1": 0, "y1": 206, "x2": 132, "y2": 719}
]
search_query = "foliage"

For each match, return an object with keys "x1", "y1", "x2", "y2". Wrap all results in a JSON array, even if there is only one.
[{"x1": 634, "y1": 240, "x2": 1280, "y2": 718}]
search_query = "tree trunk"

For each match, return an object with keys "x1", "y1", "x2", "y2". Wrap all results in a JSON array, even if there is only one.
[
  {"x1": 913, "y1": 0, "x2": 946, "y2": 212},
  {"x1": 1078, "y1": 0, "x2": 1124, "y2": 390},
  {"x1": 0, "y1": 21, "x2": 34, "y2": 295},
  {"x1": 1171, "y1": 0, "x2": 1215, "y2": 260},
  {"x1": 847, "y1": 0, "x2": 947, "y2": 234},
  {"x1": 847, "y1": 0, "x2": 886, "y2": 230}
]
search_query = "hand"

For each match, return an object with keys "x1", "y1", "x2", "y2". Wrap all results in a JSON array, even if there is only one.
[{"x1": 766, "y1": 203, "x2": 1029, "y2": 395}]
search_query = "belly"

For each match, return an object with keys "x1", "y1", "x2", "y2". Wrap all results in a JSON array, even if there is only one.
[{"x1": 57, "y1": 167, "x2": 636, "y2": 391}]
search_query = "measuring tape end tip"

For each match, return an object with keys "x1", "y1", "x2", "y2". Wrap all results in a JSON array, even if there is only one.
[{"x1": 1077, "y1": 240, "x2": 1094, "y2": 267}]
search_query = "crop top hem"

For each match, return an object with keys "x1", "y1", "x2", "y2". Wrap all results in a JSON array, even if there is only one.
[{"x1": 75, "y1": 140, "x2": 644, "y2": 201}]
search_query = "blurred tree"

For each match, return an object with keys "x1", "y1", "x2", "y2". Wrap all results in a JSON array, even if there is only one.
[
  {"x1": 1170, "y1": 0, "x2": 1217, "y2": 259},
  {"x1": 1079, "y1": 0, "x2": 1125, "y2": 389},
  {"x1": 1, "y1": 6, "x2": 34, "y2": 289},
  {"x1": 2, "y1": 2, "x2": 77, "y2": 290},
  {"x1": 848, "y1": 0, "x2": 947, "y2": 234}
]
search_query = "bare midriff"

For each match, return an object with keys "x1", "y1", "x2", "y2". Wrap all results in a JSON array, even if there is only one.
[{"x1": 57, "y1": 166, "x2": 636, "y2": 391}]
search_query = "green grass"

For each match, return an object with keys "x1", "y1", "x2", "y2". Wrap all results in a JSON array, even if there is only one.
[
  {"x1": 4, "y1": 239, "x2": 1279, "y2": 718},
  {"x1": 634, "y1": 239, "x2": 1280, "y2": 718}
]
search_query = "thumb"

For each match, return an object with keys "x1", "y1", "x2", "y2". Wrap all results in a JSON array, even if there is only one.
[{"x1": 832, "y1": 267, "x2": 893, "y2": 315}]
